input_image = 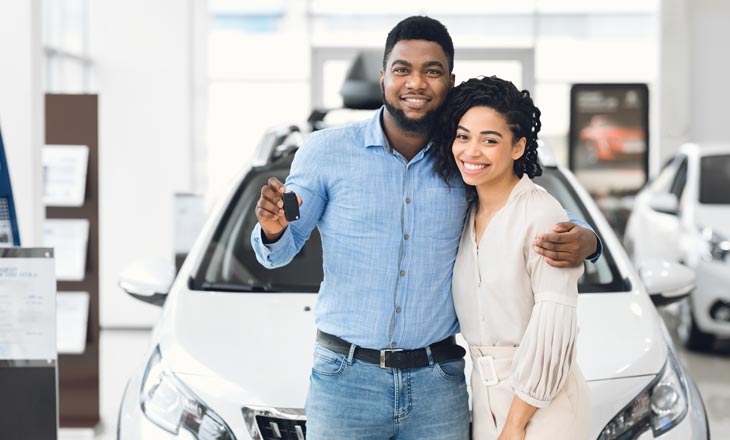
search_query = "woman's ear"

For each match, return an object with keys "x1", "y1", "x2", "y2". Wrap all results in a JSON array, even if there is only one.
[{"x1": 512, "y1": 137, "x2": 527, "y2": 160}]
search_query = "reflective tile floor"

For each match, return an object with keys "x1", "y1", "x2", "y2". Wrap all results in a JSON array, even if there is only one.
[{"x1": 663, "y1": 305, "x2": 730, "y2": 439}]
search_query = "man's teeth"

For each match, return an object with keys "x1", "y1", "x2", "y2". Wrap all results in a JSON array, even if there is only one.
[
  {"x1": 405, "y1": 98, "x2": 427, "y2": 103},
  {"x1": 463, "y1": 162, "x2": 487, "y2": 171}
]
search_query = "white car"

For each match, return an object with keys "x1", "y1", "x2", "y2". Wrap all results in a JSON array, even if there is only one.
[
  {"x1": 117, "y1": 128, "x2": 709, "y2": 440},
  {"x1": 624, "y1": 142, "x2": 730, "y2": 351}
]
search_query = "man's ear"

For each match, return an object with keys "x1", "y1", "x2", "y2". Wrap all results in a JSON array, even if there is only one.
[
  {"x1": 513, "y1": 137, "x2": 527, "y2": 160},
  {"x1": 449, "y1": 73, "x2": 455, "y2": 89},
  {"x1": 380, "y1": 70, "x2": 385, "y2": 89}
]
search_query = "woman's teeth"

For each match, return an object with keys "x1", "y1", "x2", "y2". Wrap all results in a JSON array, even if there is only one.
[{"x1": 463, "y1": 162, "x2": 487, "y2": 171}]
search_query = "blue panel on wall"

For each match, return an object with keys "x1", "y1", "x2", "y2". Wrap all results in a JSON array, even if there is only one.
[{"x1": 0, "y1": 125, "x2": 21, "y2": 246}]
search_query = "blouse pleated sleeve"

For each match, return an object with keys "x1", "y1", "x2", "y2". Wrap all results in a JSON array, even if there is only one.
[{"x1": 509, "y1": 189, "x2": 584, "y2": 408}]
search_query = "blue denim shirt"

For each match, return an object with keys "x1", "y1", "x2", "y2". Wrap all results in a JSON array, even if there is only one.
[{"x1": 252, "y1": 108, "x2": 599, "y2": 350}]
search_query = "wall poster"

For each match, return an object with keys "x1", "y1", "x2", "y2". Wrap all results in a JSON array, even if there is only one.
[{"x1": 569, "y1": 83, "x2": 649, "y2": 236}]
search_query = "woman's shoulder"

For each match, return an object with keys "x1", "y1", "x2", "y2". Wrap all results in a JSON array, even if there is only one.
[{"x1": 511, "y1": 177, "x2": 568, "y2": 224}]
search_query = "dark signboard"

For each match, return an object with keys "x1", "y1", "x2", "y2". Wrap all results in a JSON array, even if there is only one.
[{"x1": 569, "y1": 83, "x2": 649, "y2": 195}]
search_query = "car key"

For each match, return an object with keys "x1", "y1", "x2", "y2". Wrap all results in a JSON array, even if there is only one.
[{"x1": 282, "y1": 191, "x2": 300, "y2": 221}]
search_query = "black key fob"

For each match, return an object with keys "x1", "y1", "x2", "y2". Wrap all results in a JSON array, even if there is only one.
[{"x1": 282, "y1": 191, "x2": 300, "y2": 222}]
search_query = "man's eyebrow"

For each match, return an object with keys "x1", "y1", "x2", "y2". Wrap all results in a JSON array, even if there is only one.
[
  {"x1": 423, "y1": 61, "x2": 446, "y2": 70},
  {"x1": 390, "y1": 59, "x2": 412, "y2": 68}
]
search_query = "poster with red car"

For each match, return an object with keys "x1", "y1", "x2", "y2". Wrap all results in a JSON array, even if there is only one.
[{"x1": 569, "y1": 83, "x2": 649, "y2": 195}]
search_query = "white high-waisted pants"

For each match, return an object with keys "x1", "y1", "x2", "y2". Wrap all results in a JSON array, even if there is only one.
[{"x1": 469, "y1": 345, "x2": 591, "y2": 440}]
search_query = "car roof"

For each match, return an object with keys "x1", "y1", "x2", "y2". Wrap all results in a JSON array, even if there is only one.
[{"x1": 678, "y1": 142, "x2": 730, "y2": 158}]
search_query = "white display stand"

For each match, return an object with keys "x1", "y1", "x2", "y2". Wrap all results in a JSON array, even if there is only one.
[{"x1": 0, "y1": 248, "x2": 58, "y2": 440}]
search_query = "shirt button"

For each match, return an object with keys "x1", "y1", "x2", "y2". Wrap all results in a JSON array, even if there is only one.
[
  {"x1": 404, "y1": 234, "x2": 409, "y2": 240},
  {"x1": 405, "y1": 197, "x2": 411, "y2": 204},
  {"x1": 399, "y1": 270, "x2": 406, "y2": 276},
  {"x1": 396, "y1": 307, "x2": 402, "y2": 313},
  {"x1": 391, "y1": 342, "x2": 397, "y2": 347}
]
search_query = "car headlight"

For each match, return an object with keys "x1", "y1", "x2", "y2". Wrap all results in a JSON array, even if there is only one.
[
  {"x1": 598, "y1": 350, "x2": 688, "y2": 439},
  {"x1": 700, "y1": 227, "x2": 730, "y2": 262},
  {"x1": 140, "y1": 346, "x2": 236, "y2": 440}
]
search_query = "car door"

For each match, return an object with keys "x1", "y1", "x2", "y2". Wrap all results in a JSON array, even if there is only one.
[{"x1": 629, "y1": 155, "x2": 688, "y2": 263}]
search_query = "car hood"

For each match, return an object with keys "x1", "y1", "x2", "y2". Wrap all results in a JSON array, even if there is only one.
[
  {"x1": 156, "y1": 288, "x2": 666, "y2": 410},
  {"x1": 695, "y1": 204, "x2": 730, "y2": 238},
  {"x1": 575, "y1": 292, "x2": 666, "y2": 381},
  {"x1": 158, "y1": 289, "x2": 318, "y2": 409}
]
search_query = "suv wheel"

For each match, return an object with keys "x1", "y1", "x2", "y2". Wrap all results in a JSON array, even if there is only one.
[{"x1": 677, "y1": 298, "x2": 715, "y2": 351}]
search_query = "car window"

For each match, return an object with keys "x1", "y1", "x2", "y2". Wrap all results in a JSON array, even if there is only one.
[
  {"x1": 192, "y1": 160, "x2": 629, "y2": 293},
  {"x1": 669, "y1": 155, "x2": 688, "y2": 200},
  {"x1": 699, "y1": 154, "x2": 730, "y2": 204},
  {"x1": 192, "y1": 157, "x2": 323, "y2": 293},
  {"x1": 650, "y1": 155, "x2": 679, "y2": 193}
]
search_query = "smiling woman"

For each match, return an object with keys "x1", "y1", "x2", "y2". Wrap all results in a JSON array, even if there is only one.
[{"x1": 433, "y1": 76, "x2": 592, "y2": 439}]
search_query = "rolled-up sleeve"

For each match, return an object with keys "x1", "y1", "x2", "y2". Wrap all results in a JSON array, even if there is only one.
[
  {"x1": 511, "y1": 194, "x2": 584, "y2": 408},
  {"x1": 250, "y1": 134, "x2": 328, "y2": 269},
  {"x1": 251, "y1": 224, "x2": 298, "y2": 268}
]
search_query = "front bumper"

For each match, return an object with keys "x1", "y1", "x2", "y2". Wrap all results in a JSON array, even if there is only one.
[{"x1": 693, "y1": 260, "x2": 730, "y2": 336}]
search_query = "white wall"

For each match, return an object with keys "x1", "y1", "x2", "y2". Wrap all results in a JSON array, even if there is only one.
[
  {"x1": 657, "y1": 0, "x2": 691, "y2": 170},
  {"x1": 0, "y1": 0, "x2": 44, "y2": 246},
  {"x1": 689, "y1": 0, "x2": 730, "y2": 143},
  {"x1": 92, "y1": 0, "x2": 200, "y2": 328},
  {"x1": 656, "y1": 0, "x2": 730, "y2": 170}
]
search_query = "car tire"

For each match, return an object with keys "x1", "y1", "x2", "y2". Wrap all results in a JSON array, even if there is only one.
[{"x1": 677, "y1": 298, "x2": 715, "y2": 352}]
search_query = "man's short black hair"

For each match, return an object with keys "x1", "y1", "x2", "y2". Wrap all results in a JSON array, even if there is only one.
[{"x1": 383, "y1": 16, "x2": 455, "y2": 73}]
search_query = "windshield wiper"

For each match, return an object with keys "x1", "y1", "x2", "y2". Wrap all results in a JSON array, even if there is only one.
[{"x1": 198, "y1": 281, "x2": 278, "y2": 292}]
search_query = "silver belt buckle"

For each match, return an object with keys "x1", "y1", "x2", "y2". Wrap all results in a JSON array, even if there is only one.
[
  {"x1": 477, "y1": 355, "x2": 499, "y2": 386},
  {"x1": 380, "y1": 349, "x2": 404, "y2": 368}
]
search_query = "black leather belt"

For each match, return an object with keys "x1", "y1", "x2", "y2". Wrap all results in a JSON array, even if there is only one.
[{"x1": 316, "y1": 330, "x2": 466, "y2": 369}]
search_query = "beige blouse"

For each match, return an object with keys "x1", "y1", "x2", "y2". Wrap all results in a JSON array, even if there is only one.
[{"x1": 452, "y1": 175, "x2": 584, "y2": 408}]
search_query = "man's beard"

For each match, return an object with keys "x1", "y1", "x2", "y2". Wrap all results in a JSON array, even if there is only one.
[{"x1": 382, "y1": 90, "x2": 441, "y2": 135}]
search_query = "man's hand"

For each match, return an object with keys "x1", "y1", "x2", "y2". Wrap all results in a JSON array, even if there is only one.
[
  {"x1": 533, "y1": 222, "x2": 597, "y2": 268},
  {"x1": 254, "y1": 177, "x2": 302, "y2": 242}
]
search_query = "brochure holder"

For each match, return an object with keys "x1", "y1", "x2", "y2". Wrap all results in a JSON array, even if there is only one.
[{"x1": 45, "y1": 94, "x2": 99, "y2": 427}]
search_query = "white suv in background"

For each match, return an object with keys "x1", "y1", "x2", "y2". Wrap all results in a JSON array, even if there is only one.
[
  {"x1": 624, "y1": 142, "x2": 730, "y2": 351},
  {"x1": 116, "y1": 125, "x2": 709, "y2": 440}
]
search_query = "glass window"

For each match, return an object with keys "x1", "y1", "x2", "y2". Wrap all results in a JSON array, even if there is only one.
[
  {"x1": 699, "y1": 154, "x2": 730, "y2": 204},
  {"x1": 194, "y1": 155, "x2": 323, "y2": 293},
  {"x1": 649, "y1": 156, "x2": 679, "y2": 193},
  {"x1": 669, "y1": 156, "x2": 688, "y2": 200},
  {"x1": 42, "y1": 0, "x2": 92, "y2": 93}
]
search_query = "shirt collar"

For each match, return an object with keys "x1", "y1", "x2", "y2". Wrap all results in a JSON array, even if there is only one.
[
  {"x1": 362, "y1": 106, "x2": 389, "y2": 150},
  {"x1": 362, "y1": 106, "x2": 434, "y2": 154}
]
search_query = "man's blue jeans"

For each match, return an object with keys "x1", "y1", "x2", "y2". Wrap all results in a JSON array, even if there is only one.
[{"x1": 305, "y1": 343, "x2": 470, "y2": 440}]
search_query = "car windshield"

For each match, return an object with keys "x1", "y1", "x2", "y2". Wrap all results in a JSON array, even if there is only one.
[
  {"x1": 699, "y1": 154, "x2": 730, "y2": 204},
  {"x1": 192, "y1": 157, "x2": 628, "y2": 293}
]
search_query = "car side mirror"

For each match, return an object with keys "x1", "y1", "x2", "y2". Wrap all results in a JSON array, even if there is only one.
[
  {"x1": 649, "y1": 193, "x2": 679, "y2": 215},
  {"x1": 638, "y1": 259, "x2": 695, "y2": 306},
  {"x1": 118, "y1": 257, "x2": 175, "y2": 307}
]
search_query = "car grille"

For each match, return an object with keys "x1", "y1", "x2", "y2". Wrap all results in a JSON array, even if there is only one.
[
  {"x1": 242, "y1": 405, "x2": 306, "y2": 440},
  {"x1": 256, "y1": 415, "x2": 306, "y2": 440}
]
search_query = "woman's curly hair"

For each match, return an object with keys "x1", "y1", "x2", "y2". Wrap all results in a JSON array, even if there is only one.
[{"x1": 433, "y1": 76, "x2": 542, "y2": 198}]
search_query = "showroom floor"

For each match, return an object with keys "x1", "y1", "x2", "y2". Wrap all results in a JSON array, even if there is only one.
[{"x1": 59, "y1": 324, "x2": 730, "y2": 440}]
